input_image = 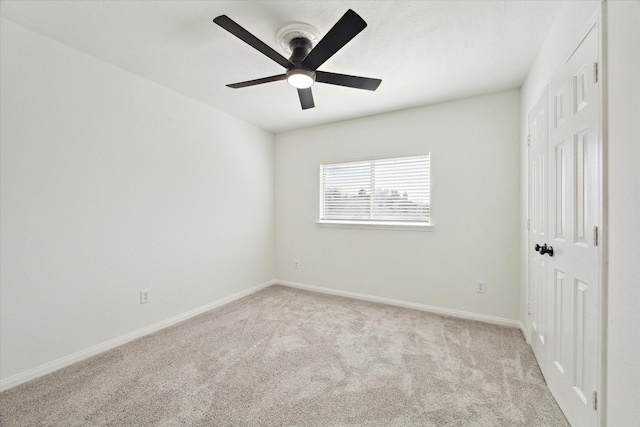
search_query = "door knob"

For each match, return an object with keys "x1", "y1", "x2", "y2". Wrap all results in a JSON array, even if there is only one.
[
  {"x1": 535, "y1": 243, "x2": 554, "y2": 256},
  {"x1": 540, "y1": 244, "x2": 554, "y2": 257}
]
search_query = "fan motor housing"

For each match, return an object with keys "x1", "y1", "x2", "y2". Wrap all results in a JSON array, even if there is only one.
[{"x1": 289, "y1": 38, "x2": 313, "y2": 64}]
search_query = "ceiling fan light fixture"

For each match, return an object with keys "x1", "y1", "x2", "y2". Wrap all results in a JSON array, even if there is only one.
[
  {"x1": 214, "y1": 10, "x2": 381, "y2": 110},
  {"x1": 286, "y1": 69, "x2": 315, "y2": 89}
]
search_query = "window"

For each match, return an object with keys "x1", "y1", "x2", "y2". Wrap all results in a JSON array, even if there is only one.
[{"x1": 319, "y1": 154, "x2": 431, "y2": 228}]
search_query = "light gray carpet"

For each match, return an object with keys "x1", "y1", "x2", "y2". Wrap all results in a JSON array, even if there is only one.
[{"x1": 0, "y1": 285, "x2": 569, "y2": 426}]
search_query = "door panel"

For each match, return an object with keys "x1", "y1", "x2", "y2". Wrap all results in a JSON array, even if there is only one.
[
  {"x1": 574, "y1": 130, "x2": 589, "y2": 246},
  {"x1": 554, "y1": 142, "x2": 566, "y2": 240},
  {"x1": 552, "y1": 269, "x2": 565, "y2": 375}
]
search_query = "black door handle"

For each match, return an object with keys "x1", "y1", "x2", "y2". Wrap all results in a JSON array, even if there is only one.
[
  {"x1": 540, "y1": 244, "x2": 554, "y2": 256},
  {"x1": 534, "y1": 243, "x2": 554, "y2": 257}
]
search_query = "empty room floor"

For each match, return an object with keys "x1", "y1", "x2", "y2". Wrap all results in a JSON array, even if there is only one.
[{"x1": 0, "y1": 285, "x2": 568, "y2": 426}]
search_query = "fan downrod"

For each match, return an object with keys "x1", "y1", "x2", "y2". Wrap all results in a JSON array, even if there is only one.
[{"x1": 288, "y1": 38, "x2": 312, "y2": 64}]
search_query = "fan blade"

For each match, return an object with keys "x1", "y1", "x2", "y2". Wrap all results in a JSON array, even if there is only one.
[
  {"x1": 297, "y1": 88, "x2": 315, "y2": 110},
  {"x1": 301, "y1": 9, "x2": 367, "y2": 71},
  {"x1": 214, "y1": 15, "x2": 295, "y2": 69},
  {"x1": 227, "y1": 74, "x2": 287, "y2": 89},
  {"x1": 316, "y1": 71, "x2": 381, "y2": 91}
]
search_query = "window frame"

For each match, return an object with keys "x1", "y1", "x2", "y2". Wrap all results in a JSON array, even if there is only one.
[{"x1": 317, "y1": 154, "x2": 433, "y2": 231}]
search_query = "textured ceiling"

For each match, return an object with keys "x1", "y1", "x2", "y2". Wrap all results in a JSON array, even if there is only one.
[{"x1": 0, "y1": 0, "x2": 565, "y2": 133}]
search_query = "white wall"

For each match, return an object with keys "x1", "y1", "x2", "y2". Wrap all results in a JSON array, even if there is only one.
[
  {"x1": 0, "y1": 19, "x2": 275, "y2": 384},
  {"x1": 275, "y1": 90, "x2": 521, "y2": 321},
  {"x1": 606, "y1": 1, "x2": 640, "y2": 425}
]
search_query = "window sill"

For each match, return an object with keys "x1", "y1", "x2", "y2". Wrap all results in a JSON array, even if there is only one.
[{"x1": 316, "y1": 220, "x2": 434, "y2": 231}]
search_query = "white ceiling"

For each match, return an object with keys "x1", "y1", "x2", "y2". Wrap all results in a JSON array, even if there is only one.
[{"x1": 0, "y1": 0, "x2": 565, "y2": 133}]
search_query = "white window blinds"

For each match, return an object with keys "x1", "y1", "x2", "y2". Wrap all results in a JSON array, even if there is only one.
[{"x1": 320, "y1": 155, "x2": 430, "y2": 223}]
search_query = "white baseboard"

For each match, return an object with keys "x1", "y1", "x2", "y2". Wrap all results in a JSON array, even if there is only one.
[
  {"x1": 519, "y1": 321, "x2": 530, "y2": 342},
  {"x1": 0, "y1": 279, "x2": 275, "y2": 392},
  {"x1": 276, "y1": 280, "x2": 523, "y2": 329}
]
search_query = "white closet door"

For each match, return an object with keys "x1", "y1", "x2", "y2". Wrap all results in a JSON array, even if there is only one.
[{"x1": 545, "y1": 23, "x2": 601, "y2": 427}]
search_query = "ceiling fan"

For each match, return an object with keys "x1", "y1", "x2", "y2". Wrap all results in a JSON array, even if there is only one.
[{"x1": 213, "y1": 9, "x2": 382, "y2": 110}]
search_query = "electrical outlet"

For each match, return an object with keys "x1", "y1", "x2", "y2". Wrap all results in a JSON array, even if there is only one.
[
  {"x1": 140, "y1": 289, "x2": 151, "y2": 304},
  {"x1": 476, "y1": 281, "x2": 486, "y2": 294},
  {"x1": 293, "y1": 259, "x2": 300, "y2": 269}
]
